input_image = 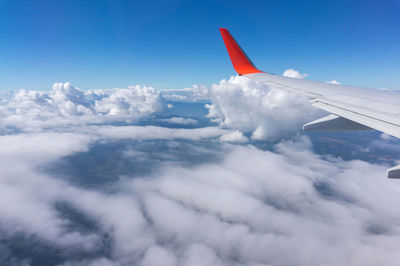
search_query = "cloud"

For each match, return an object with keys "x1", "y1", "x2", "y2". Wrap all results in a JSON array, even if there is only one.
[
  {"x1": 0, "y1": 132, "x2": 100, "y2": 257},
  {"x1": 159, "y1": 75, "x2": 323, "y2": 141},
  {"x1": 1, "y1": 78, "x2": 400, "y2": 266},
  {"x1": 282, "y1": 69, "x2": 309, "y2": 79},
  {"x1": 0, "y1": 82, "x2": 165, "y2": 132},
  {"x1": 326, "y1": 80, "x2": 341, "y2": 84},
  {"x1": 139, "y1": 246, "x2": 177, "y2": 266},
  {"x1": 1, "y1": 129, "x2": 400, "y2": 265},
  {"x1": 86, "y1": 125, "x2": 228, "y2": 141},
  {"x1": 60, "y1": 258, "x2": 119, "y2": 266},
  {"x1": 160, "y1": 85, "x2": 210, "y2": 103},
  {"x1": 205, "y1": 76, "x2": 323, "y2": 140},
  {"x1": 219, "y1": 130, "x2": 249, "y2": 143},
  {"x1": 161, "y1": 117, "x2": 197, "y2": 125},
  {"x1": 131, "y1": 138, "x2": 400, "y2": 266}
]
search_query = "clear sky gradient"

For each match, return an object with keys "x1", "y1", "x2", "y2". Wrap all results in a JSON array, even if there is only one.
[{"x1": 1, "y1": 0, "x2": 399, "y2": 90}]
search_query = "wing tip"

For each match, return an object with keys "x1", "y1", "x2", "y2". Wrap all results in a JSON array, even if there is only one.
[{"x1": 219, "y1": 28, "x2": 263, "y2": 75}]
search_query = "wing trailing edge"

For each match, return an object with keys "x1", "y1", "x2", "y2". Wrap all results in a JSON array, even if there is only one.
[{"x1": 303, "y1": 114, "x2": 371, "y2": 131}]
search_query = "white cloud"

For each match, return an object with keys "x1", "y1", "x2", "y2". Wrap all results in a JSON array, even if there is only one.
[
  {"x1": 161, "y1": 117, "x2": 197, "y2": 125},
  {"x1": 139, "y1": 246, "x2": 177, "y2": 266},
  {"x1": 205, "y1": 76, "x2": 323, "y2": 140},
  {"x1": 182, "y1": 244, "x2": 222, "y2": 266},
  {"x1": 326, "y1": 80, "x2": 341, "y2": 84},
  {"x1": 0, "y1": 132, "x2": 99, "y2": 251},
  {"x1": 1, "y1": 130, "x2": 400, "y2": 265},
  {"x1": 133, "y1": 139, "x2": 400, "y2": 266},
  {"x1": 1, "y1": 78, "x2": 400, "y2": 266},
  {"x1": 0, "y1": 82, "x2": 165, "y2": 132},
  {"x1": 251, "y1": 126, "x2": 266, "y2": 140},
  {"x1": 282, "y1": 69, "x2": 309, "y2": 79},
  {"x1": 219, "y1": 130, "x2": 249, "y2": 143},
  {"x1": 87, "y1": 125, "x2": 228, "y2": 141}
]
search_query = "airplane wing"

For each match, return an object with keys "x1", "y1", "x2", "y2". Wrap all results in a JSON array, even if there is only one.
[{"x1": 219, "y1": 28, "x2": 400, "y2": 178}]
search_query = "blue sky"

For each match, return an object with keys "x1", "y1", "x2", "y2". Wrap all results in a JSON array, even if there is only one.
[{"x1": 0, "y1": 0, "x2": 399, "y2": 90}]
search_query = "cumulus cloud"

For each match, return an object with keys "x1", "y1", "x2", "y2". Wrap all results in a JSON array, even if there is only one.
[
  {"x1": 282, "y1": 68, "x2": 309, "y2": 79},
  {"x1": 205, "y1": 76, "x2": 322, "y2": 140},
  {"x1": 0, "y1": 82, "x2": 165, "y2": 132},
  {"x1": 0, "y1": 74, "x2": 324, "y2": 142},
  {"x1": 158, "y1": 73, "x2": 344, "y2": 143}
]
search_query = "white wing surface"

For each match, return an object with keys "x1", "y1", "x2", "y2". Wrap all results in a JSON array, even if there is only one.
[
  {"x1": 219, "y1": 28, "x2": 400, "y2": 178},
  {"x1": 247, "y1": 72, "x2": 400, "y2": 138}
]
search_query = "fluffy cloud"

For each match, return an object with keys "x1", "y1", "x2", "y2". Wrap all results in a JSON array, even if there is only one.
[
  {"x1": 1, "y1": 77, "x2": 400, "y2": 266},
  {"x1": 0, "y1": 133, "x2": 98, "y2": 254},
  {"x1": 160, "y1": 74, "x2": 323, "y2": 141},
  {"x1": 205, "y1": 76, "x2": 323, "y2": 140},
  {"x1": 1, "y1": 132, "x2": 400, "y2": 266},
  {"x1": 0, "y1": 82, "x2": 165, "y2": 132},
  {"x1": 0, "y1": 74, "x2": 324, "y2": 142},
  {"x1": 282, "y1": 69, "x2": 309, "y2": 79}
]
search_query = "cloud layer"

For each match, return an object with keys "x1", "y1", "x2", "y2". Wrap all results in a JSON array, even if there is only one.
[
  {"x1": 1, "y1": 132, "x2": 400, "y2": 266},
  {"x1": 1, "y1": 75, "x2": 400, "y2": 266}
]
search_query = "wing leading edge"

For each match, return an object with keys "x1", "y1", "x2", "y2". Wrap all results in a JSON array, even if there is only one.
[{"x1": 219, "y1": 28, "x2": 400, "y2": 179}]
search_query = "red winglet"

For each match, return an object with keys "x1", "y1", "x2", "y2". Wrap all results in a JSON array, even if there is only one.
[{"x1": 219, "y1": 28, "x2": 263, "y2": 75}]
